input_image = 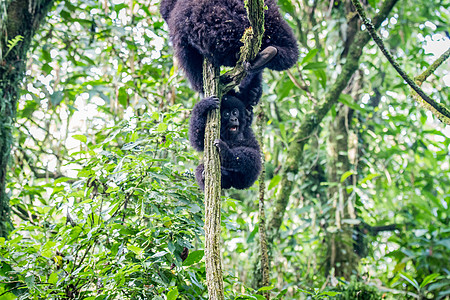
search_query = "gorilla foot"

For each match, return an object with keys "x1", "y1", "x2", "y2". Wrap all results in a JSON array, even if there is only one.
[{"x1": 247, "y1": 46, "x2": 278, "y2": 73}]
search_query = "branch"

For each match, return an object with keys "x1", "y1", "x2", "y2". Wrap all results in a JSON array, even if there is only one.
[
  {"x1": 415, "y1": 48, "x2": 450, "y2": 85},
  {"x1": 202, "y1": 0, "x2": 266, "y2": 298},
  {"x1": 413, "y1": 48, "x2": 450, "y2": 123},
  {"x1": 361, "y1": 222, "x2": 399, "y2": 235},
  {"x1": 221, "y1": 0, "x2": 265, "y2": 94},
  {"x1": 351, "y1": 0, "x2": 450, "y2": 125}
]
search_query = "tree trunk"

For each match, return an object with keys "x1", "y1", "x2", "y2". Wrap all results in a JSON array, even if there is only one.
[
  {"x1": 325, "y1": 102, "x2": 358, "y2": 279},
  {"x1": 0, "y1": 0, "x2": 55, "y2": 237}
]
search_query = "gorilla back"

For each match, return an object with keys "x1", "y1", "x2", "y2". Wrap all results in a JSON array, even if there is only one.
[{"x1": 160, "y1": 0, "x2": 299, "y2": 92}]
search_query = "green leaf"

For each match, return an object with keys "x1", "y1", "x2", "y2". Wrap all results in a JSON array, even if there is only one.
[
  {"x1": 25, "y1": 275, "x2": 35, "y2": 288},
  {"x1": 274, "y1": 289, "x2": 288, "y2": 299},
  {"x1": 302, "y1": 62, "x2": 326, "y2": 70},
  {"x1": 420, "y1": 273, "x2": 440, "y2": 289},
  {"x1": 151, "y1": 112, "x2": 159, "y2": 120},
  {"x1": 338, "y1": 94, "x2": 365, "y2": 112},
  {"x1": 314, "y1": 69, "x2": 327, "y2": 88},
  {"x1": 42, "y1": 63, "x2": 53, "y2": 74},
  {"x1": 360, "y1": 173, "x2": 381, "y2": 184},
  {"x1": 268, "y1": 175, "x2": 281, "y2": 190},
  {"x1": 183, "y1": 250, "x2": 204, "y2": 266},
  {"x1": 167, "y1": 287, "x2": 179, "y2": 300},
  {"x1": 279, "y1": 123, "x2": 287, "y2": 142},
  {"x1": 393, "y1": 262, "x2": 406, "y2": 273},
  {"x1": 118, "y1": 86, "x2": 128, "y2": 108},
  {"x1": 320, "y1": 291, "x2": 340, "y2": 296},
  {"x1": 168, "y1": 241, "x2": 175, "y2": 253},
  {"x1": 278, "y1": 0, "x2": 295, "y2": 14},
  {"x1": 72, "y1": 134, "x2": 87, "y2": 143},
  {"x1": 340, "y1": 171, "x2": 355, "y2": 183},
  {"x1": 257, "y1": 285, "x2": 274, "y2": 292},
  {"x1": 122, "y1": 141, "x2": 142, "y2": 150},
  {"x1": 301, "y1": 48, "x2": 319, "y2": 65},
  {"x1": 436, "y1": 239, "x2": 450, "y2": 250},
  {"x1": 50, "y1": 91, "x2": 64, "y2": 106},
  {"x1": 127, "y1": 244, "x2": 143, "y2": 256},
  {"x1": 247, "y1": 224, "x2": 258, "y2": 244},
  {"x1": 400, "y1": 272, "x2": 420, "y2": 291},
  {"x1": 157, "y1": 122, "x2": 168, "y2": 132},
  {"x1": 277, "y1": 79, "x2": 294, "y2": 100},
  {"x1": 54, "y1": 177, "x2": 71, "y2": 184},
  {"x1": 151, "y1": 251, "x2": 168, "y2": 258},
  {"x1": 48, "y1": 272, "x2": 58, "y2": 284},
  {"x1": 78, "y1": 169, "x2": 95, "y2": 178}
]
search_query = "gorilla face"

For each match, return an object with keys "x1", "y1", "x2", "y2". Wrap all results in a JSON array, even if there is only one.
[
  {"x1": 220, "y1": 96, "x2": 246, "y2": 140},
  {"x1": 222, "y1": 108, "x2": 240, "y2": 134}
]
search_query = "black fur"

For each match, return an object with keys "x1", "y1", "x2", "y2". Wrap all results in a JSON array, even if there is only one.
[
  {"x1": 189, "y1": 93, "x2": 262, "y2": 190},
  {"x1": 160, "y1": 0, "x2": 299, "y2": 92}
]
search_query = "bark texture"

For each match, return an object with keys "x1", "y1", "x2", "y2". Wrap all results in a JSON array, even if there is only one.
[
  {"x1": 0, "y1": 0, "x2": 55, "y2": 237},
  {"x1": 256, "y1": 103, "x2": 270, "y2": 299},
  {"x1": 326, "y1": 103, "x2": 358, "y2": 279}
]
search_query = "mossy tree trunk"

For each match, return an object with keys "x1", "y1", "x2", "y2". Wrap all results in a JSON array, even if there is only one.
[
  {"x1": 325, "y1": 103, "x2": 358, "y2": 279},
  {"x1": 0, "y1": 0, "x2": 55, "y2": 238}
]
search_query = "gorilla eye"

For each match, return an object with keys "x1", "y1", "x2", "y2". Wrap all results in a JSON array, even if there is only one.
[
  {"x1": 232, "y1": 109, "x2": 239, "y2": 117},
  {"x1": 223, "y1": 111, "x2": 230, "y2": 118}
]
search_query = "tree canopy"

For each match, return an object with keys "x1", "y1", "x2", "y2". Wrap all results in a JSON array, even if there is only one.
[{"x1": 0, "y1": 0, "x2": 449, "y2": 299}]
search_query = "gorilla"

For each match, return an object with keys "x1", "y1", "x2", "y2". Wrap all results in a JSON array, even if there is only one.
[
  {"x1": 189, "y1": 93, "x2": 262, "y2": 190},
  {"x1": 160, "y1": 0, "x2": 299, "y2": 93}
]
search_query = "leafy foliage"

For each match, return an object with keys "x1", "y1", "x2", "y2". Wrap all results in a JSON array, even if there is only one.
[
  {"x1": 2, "y1": 106, "x2": 208, "y2": 299},
  {"x1": 1, "y1": 0, "x2": 449, "y2": 299}
]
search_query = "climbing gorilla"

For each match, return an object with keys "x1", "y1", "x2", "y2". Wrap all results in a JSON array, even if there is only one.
[
  {"x1": 160, "y1": 0, "x2": 299, "y2": 93},
  {"x1": 189, "y1": 74, "x2": 262, "y2": 190}
]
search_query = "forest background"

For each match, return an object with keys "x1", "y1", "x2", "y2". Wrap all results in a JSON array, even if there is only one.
[{"x1": 0, "y1": 0, "x2": 449, "y2": 299}]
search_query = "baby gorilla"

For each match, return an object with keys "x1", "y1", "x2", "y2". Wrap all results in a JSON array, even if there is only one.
[
  {"x1": 189, "y1": 95, "x2": 262, "y2": 190},
  {"x1": 160, "y1": 0, "x2": 299, "y2": 93}
]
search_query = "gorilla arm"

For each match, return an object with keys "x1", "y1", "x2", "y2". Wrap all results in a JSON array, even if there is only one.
[{"x1": 188, "y1": 96, "x2": 220, "y2": 151}]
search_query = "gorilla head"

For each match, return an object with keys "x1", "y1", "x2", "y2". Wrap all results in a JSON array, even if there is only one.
[{"x1": 220, "y1": 95, "x2": 247, "y2": 141}]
